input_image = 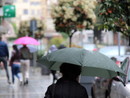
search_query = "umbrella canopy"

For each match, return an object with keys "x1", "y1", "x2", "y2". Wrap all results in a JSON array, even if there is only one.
[
  {"x1": 17, "y1": 45, "x2": 37, "y2": 53},
  {"x1": 14, "y1": 36, "x2": 40, "y2": 45},
  {"x1": 38, "y1": 48, "x2": 125, "y2": 78}
]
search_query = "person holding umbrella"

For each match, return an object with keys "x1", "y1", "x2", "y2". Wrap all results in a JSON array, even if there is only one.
[
  {"x1": 44, "y1": 63, "x2": 88, "y2": 98},
  {"x1": 38, "y1": 48, "x2": 126, "y2": 98},
  {"x1": 14, "y1": 36, "x2": 39, "y2": 85},
  {"x1": 19, "y1": 45, "x2": 32, "y2": 85},
  {"x1": 48, "y1": 45, "x2": 58, "y2": 84}
]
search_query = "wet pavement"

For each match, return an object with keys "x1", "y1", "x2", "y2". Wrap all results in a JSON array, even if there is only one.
[
  {"x1": 0, "y1": 67, "x2": 53, "y2": 98},
  {"x1": 0, "y1": 66, "x2": 93, "y2": 98}
]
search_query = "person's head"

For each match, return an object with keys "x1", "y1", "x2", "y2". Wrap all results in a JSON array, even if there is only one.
[
  {"x1": 111, "y1": 57, "x2": 117, "y2": 62},
  {"x1": 23, "y1": 45, "x2": 27, "y2": 47},
  {"x1": 13, "y1": 45, "x2": 19, "y2": 52},
  {"x1": 58, "y1": 44, "x2": 66, "y2": 49},
  {"x1": 60, "y1": 63, "x2": 81, "y2": 81},
  {"x1": 13, "y1": 45, "x2": 17, "y2": 49},
  {"x1": 49, "y1": 45, "x2": 57, "y2": 52}
]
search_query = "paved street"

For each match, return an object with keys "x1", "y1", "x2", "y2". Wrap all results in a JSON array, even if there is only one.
[{"x1": 0, "y1": 67, "x2": 52, "y2": 98}]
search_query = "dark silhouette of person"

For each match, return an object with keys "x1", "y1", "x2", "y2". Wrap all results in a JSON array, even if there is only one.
[
  {"x1": 0, "y1": 35, "x2": 10, "y2": 84},
  {"x1": 58, "y1": 44, "x2": 66, "y2": 49},
  {"x1": 48, "y1": 45, "x2": 58, "y2": 83},
  {"x1": 44, "y1": 63, "x2": 88, "y2": 98}
]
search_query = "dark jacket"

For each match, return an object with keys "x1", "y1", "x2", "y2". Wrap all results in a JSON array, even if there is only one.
[
  {"x1": 10, "y1": 50, "x2": 21, "y2": 66},
  {"x1": 0, "y1": 41, "x2": 9, "y2": 58},
  {"x1": 44, "y1": 78, "x2": 88, "y2": 98},
  {"x1": 20, "y1": 46, "x2": 32, "y2": 60}
]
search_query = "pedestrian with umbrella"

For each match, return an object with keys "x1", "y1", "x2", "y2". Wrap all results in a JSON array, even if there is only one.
[
  {"x1": 19, "y1": 45, "x2": 32, "y2": 85},
  {"x1": 44, "y1": 63, "x2": 89, "y2": 98},
  {"x1": 38, "y1": 48, "x2": 125, "y2": 98},
  {"x1": 14, "y1": 36, "x2": 39, "y2": 85},
  {"x1": 48, "y1": 45, "x2": 58, "y2": 84},
  {"x1": 38, "y1": 48, "x2": 125, "y2": 78}
]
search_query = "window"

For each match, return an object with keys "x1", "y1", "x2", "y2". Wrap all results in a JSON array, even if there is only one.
[
  {"x1": 14, "y1": 0, "x2": 17, "y2": 2},
  {"x1": 23, "y1": 9, "x2": 28, "y2": 15},
  {"x1": 37, "y1": 10, "x2": 41, "y2": 15},
  {"x1": 31, "y1": 10, "x2": 35, "y2": 15},
  {"x1": 30, "y1": 2, "x2": 40, "y2": 5},
  {"x1": 88, "y1": 36, "x2": 93, "y2": 43},
  {"x1": 23, "y1": 0, "x2": 28, "y2": 2}
]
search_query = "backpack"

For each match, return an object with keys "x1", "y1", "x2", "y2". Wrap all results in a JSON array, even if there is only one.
[{"x1": 20, "y1": 47, "x2": 33, "y2": 59}]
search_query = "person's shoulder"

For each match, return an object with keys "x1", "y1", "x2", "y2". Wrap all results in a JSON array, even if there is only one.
[
  {"x1": 70, "y1": 81, "x2": 86, "y2": 91},
  {"x1": 20, "y1": 47, "x2": 27, "y2": 50},
  {"x1": 12, "y1": 50, "x2": 16, "y2": 54},
  {"x1": 47, "y1": 84, "x2": 56, "y2": 91},
  {"x1": 75, "y1": 83, "x2": 88, "y2": 96},
  {"x1": 78, "y1": 83, "x2": 87, "y2": 90},
  {"x1": 48, "y1": 84, "x2": 55, "y2": 88},
  {"x1": 0, "y1": 41, "x2": 7, "y2": 45}
]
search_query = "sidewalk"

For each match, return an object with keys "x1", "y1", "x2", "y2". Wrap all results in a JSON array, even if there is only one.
[{"x1": 0, "y1": 66, "x2": 53, "y2": 98}]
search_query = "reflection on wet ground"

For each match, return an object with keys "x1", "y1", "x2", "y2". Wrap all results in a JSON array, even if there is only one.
[{"x1": 0, "y1": 67, "x2": 52, "y2": 98}]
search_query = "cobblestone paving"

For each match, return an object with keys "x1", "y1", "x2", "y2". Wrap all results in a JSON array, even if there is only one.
[{"x1": 0, "y1": 67, "x2": 52, "y2": 98}]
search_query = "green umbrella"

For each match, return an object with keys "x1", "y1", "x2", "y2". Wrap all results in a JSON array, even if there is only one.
[{"x1": 38, "y1": 48, "x2": 125, "y2": 78}]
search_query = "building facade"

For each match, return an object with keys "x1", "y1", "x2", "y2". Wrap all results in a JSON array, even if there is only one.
[{"x1": 13, "y1": 0, "x2": 47, "y2": 27}]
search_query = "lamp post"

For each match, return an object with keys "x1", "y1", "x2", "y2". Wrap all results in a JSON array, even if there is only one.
[{"x1": 30, "y1": 19, "x2": 37, "y2": 69}]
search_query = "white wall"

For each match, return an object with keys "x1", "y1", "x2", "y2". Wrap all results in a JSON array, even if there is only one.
[{"x1": 102, "y1": 30, "x2": 114, "y2": 45}]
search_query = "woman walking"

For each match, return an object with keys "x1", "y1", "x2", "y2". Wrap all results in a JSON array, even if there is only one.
[{"x1": 10, "y1": 45, "x2": 21, "y2": 84}]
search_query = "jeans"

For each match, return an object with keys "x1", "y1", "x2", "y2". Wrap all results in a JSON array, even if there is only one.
[
  {"x1": 11, "y1": 64, "x2": 21, "y2": 83},
  {"x1": 0, "y1": 57, "x2": 10, "y2": 82}
]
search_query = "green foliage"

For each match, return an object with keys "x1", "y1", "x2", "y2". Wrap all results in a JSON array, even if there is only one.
[
  {"x1": 60, "y1": 32, "x2": 68, "y2": 39},
  {"x1": 18, "y1": 21, "x2": 30, "y2": 37},
  {"x1": 8, "y1": 37, "x2": 17, "y2": 41},
  {"x1": 18, "y1": 19, "x2": 45, "y2": 39},
  {"x1": 51, "y1": 0, "x2": 97, "y2": 35},
  {"x1": 49, "y1": 37, "x2": 65, "y2": 47},
  {"x1": 98, "y1": 0, "x2": 130, "y2": 36},
  {"x1": 11, "y1": 22, "x2": 18, "y2": 34},
  {"x1": 37, "y1": 50, "x2": 44, "y2": 59}
]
